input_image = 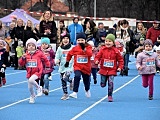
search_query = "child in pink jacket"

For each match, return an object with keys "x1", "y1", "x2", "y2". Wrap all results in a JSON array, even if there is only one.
[{"x1": 136, "y1": 39, "x2": 160, "y2": 100}]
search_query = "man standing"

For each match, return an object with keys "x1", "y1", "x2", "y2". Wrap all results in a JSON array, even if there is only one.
[
  {"x1": 68, "y1": 17, "x2": 83, "y2": 45},
  {"x1": 146, "y1": 21, "x2": 160, "y2": 44}
]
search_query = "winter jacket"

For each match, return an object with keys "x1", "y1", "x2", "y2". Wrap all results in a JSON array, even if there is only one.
[
  {"x1": 66, "y1": 44, "x2": 92, "y2": 75},
  {"x1": 0, "y1": 48, "x2": 8, "y2": 68},
  {"x1": 136, "y1": 51, "x2": 160, "y2": 75},
  {"x1": 19, "y1": 50, "x2": 50, "y2": 78},
  {"x1": 146, "y1": 27, "x2": 160, "y2": 44},
  {"x1": 40, "y1": 20, "x2": 57, "y2": 43},
  {"x1": 40, "y1": 47, "x2": 55, "y2": 74},
  {"x1": 55, "y1": 44, "x2": 74, "y2": 73},
  {"x1": 94, "y1": 46, "x2": 124, "y2": 76},
  {"x1": 16, "y1": 46, "x2": 24, "y2": 58},
  {"x1": 91, "y1": 48, "x2": 98, "y2": 68},
  {"x1": 68, "y1": 23, "x2": 83, "y2": 44}
]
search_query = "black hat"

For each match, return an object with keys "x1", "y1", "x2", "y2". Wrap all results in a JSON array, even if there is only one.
[{"x1": 76, "y1": 32, "x2": 86, "y2": 40}]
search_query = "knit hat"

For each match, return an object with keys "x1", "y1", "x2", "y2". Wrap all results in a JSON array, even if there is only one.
[
  {"x1": 87, "y1": 40, "x2": 94, "y2": 47},
  {"x1": 0, "y1": 39, "x2": 6, "y2": 46},
  {"x1": 41, "y1": 37, "x2": 50, "y2": 44},
  {"x1": 99, "y1": 31, "x2": 107, "y2": 37},
  {"x1": 61, "y1": 32, "x2": 70, "y2": 41},
  {"x1": 76, "y1": 32, "x2": 86, "y2": 40},
  {"x1": 143, "y1": 39, "x2": 153, "y2": 46},
  {"x1": 37, "y1": 39, "x2": 41, "y2": 47},
  {"x1": 18, "y1": 41, "x2": 23, "y2": 46},
  {"x1": 106, "y1": 34, "x2": 115, "y2": 42},
  {"x1": 140, "y1": 37, "x2": 145, "y2": 41},
  {"x1": 26, "y1": 38, "x2": 37, "y2": 48}
]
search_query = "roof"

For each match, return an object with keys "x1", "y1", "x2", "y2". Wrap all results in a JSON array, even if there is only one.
[{"x1": 21, "y1": 0, "x2": 69, "y2": 13}]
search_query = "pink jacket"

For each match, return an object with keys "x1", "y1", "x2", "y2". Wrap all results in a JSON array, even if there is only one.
[
  {"x1": 19, "y1": 50, "x2": 50, "y2": 78},
  {"x1": 136, "y1": 51, "x2": 160, "y2": 75}
]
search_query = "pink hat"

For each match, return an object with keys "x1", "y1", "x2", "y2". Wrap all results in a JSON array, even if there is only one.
[{"x1": 26, "y1": 38, "x2": 37, "y2": 48}]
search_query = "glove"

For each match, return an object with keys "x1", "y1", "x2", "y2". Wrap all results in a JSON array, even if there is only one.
[
  {"x1": 1, "y1": 68, "x2": 5, "y2": 73},
  {"x1": 79, "y1": 43, "x2": 85, "y2": 50},
  {"x1": 64, "y1": 62, "x2": 69, "y2": 67}
]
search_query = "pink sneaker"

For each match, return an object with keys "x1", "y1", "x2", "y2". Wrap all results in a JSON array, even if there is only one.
[{"x1": 108, "y1": 96, "x2": 113, "y2": 102}]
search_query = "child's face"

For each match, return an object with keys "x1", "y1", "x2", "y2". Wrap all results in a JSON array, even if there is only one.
[
  {"x1": 101, "y1": 37, "x2": 105, "y2": 40},
  {"x1": 27, "y1": 43, "x2": 36, "y2": 51},
  {"x1": 7, "y1": 36, "x2": 11, "y2": 39},
  {"x1": 41, "y1": 43, "x2": 49, "y2": 49},
  {"x1": 140, "y1": 40, "x2": 144, "y2": 44},
  {"x1": 156, "y1": 50, "x2": 160, "y2": 54},
  {"x1": 105, "y1": 39, "x2": 114, "y2": 48},
  {"x1": 144, "y1": 44, "x2": 152, "y2": 51},
  {"x1": 62, "y1": 37, "x2": 69, "y2": 46},
  {"x1": 77, "y1": 38, "x2": 85, "y2": 44},
  {"x1": 0, "y1": 42, "x2": 4, "y2": 49}
]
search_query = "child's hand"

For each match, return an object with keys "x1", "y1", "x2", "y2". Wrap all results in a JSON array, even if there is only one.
[
  {"x1": 117, "y1": 68, "x2": 121, "y2": 71},
  {"x1": 138, "y1": 66, "x2": 142, "y2": 70},
  {"x1": 2, "y1": 64, "x2": 6, "y2": 67},
  {"x1": 95, "y1": 61, "x2": 99, "y2": 64}
]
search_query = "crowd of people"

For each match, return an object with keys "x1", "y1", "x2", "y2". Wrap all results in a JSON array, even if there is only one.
[{"x1": 0, "y1": 10, "x2": 160, "y2": 103}]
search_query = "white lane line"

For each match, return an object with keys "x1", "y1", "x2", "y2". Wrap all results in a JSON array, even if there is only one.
[
  {"x1": 0, "y1": 87, "x2": 62, "y2": 110},
  {"x1": 2, "y1": 73, "x2": 59, "y2": 88},
  {"x1": 71, "y1": 75, "x2": 140, "y2": 120},
  {"x1": 6, "y1": 71, "x2": 26, "y2": 75}
]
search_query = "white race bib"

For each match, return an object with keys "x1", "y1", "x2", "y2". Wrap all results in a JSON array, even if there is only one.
[{"x1": 77, "y1": 55, "x2": 88, "y2": 63}]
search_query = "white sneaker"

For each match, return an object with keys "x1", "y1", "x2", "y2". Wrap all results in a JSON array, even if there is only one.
[
  {"x1": 48, "y1": 75, "x2": 52, "y2": 81},
  {"x1": 85, "y1": 90, "x2": 91, "y2": 98},
  {"x1": 29, "y1": 95, "x2": 35, "y2": 104},
  {"x1": 37, "y1": 86, "x2": 42, "y2": 96},
  {"x1": 69, "y1": 92, "x2": 77, "y2": 98},
  {"x1": 61, "y1": 94, "x2": 69, "y2": 100}
]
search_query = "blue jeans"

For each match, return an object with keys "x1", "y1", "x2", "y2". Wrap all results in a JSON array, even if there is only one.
[
  {"x1": 124, "y1": 53, "x2": 129, "y2": 68},
  {"x1": 43, "y1": 74, "x2": 50, "y2": 89}
]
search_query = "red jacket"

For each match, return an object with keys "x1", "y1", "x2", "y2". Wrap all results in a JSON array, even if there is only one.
[
  {"x1": 94, "y1": 46, "x2": 124, "y2": 76},
  {"x1": 19, "y1": 50, "x2": 50, "y2": 79},
  {"x1": 91, "y1": 48, "x2": 98, "y2": 68},
  {"x1": 66, "y1": 44, "x2": 92, "y2": 75},
  {"x1": 146, "y1": 27, "x2": 160, "y2": 44}
]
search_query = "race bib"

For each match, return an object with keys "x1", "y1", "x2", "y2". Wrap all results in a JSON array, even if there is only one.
[
  {"x1": 146, "y1": 58, "x2": 155, "y2": 66},
  {"x1": 77, "y1": 55, "x2": 88, "y2": 63},
  {"x1": 26, "y1": 59, "x2": 37, "y2": 67},
  {"x1": 103, "y1": 59, "x2": 114, "y2": 68},
  {"x1": 62, "y1": 51, "x2": 69, "y2": 57},
  {"x1": 90, "y1": 55, "x2": 95, "y2": 60}
]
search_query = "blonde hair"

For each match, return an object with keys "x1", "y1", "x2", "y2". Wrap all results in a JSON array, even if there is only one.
[
  {"x1": 16, "y1": 19, "x2": 24, "y2": 27},
  {"x1": 39, "y1": 11, "x2": 54, "y2": 21},
  {"x1": 24, "y1": 20, "x2": 34, "y2": 30}
]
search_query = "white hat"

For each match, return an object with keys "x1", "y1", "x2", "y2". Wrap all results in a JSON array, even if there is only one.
[
  {"x1": 26, "y1": 38, "x2": 37, "y2": 48},
  {"x1": 87, "y1": 40, "x2": 94, "y2": 47},
  {"x1": 37, "y1": 39, "x2": 41, "y2": 47},
  {"x1": 0, "y1": 39, "x2": 6, "y2": 46},
  {"x1": 156, "y1": 46, "x2": 160, "y2": 51}
]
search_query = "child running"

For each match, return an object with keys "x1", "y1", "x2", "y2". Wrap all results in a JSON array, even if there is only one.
[
  {"x1": 0, "y1": 39, "x2": 8, "y2": 87},
  {"x1": 40, "y1": 37, "x2": 55, "y2": 95},
  {"x1": 94, "y1": 34, "x2": 124, "y2": 102},
  {"x1": 136, "y1": 39, "x2": 160, "y2": 100},
  {"x1": 55, "y1": 33, "x2": 74, "y2": 100},
  {"x1": 19, "y1": 38, "x2": 50, "y2": 103},
  {"x1": 65, "y1": 32, "x2": 92, "y2": 99}
]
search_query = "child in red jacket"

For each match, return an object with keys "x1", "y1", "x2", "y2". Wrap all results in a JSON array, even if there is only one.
[
  {"x1": 19, "y1": 38, "x2": 50, "y2": 104},
  {"x1": 65, "y1": 32, "x2": 92, "y2": 99},
  {"x1": 95, "y1": 34, "x2": 124, "y2": 102}
]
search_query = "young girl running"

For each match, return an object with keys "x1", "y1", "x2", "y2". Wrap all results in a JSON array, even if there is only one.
[
  {"x1": 55, "y1": 33, "x2": 74, "y2": 100},
  {"x1": 19, "y1": 38, "x2": 50, "y2": 103},
  {"x1": 136, "y1": 39, "x2": 160, "y2": 100}
]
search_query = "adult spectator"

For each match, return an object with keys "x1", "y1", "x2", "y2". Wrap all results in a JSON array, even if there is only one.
[
  {"x1": 0, "y1": 20, "x2": 6, "y2": 40},
  {"x1": 33, "y1": 23, "x2": 41, "y2": 41},
  {"x1": 108, "y1": 23, "x2": 117, "y2": 36},
  {"x1": 68, "y1": 17, "x2": 83, "y2": 45},
  {"x1": 39, "y1": 10, "x2": 57, "y2": 45},
  {"x1": 12, "y1": 19, "x2": 25, "y2": 70},
  {"x1": 146, "y1": 21, "x2": 160, "y2": 44}
]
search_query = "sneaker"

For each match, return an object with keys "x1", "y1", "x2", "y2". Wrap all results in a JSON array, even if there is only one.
[
  {"x1": 29, "y1": 95, "x2": 35, "y2": 104},
  {"x1": 149, "y1": 95, "x2": 153, "y2": 100},
  {"x1": 108, "y1": 96, "x2": 113, "y2": 102},
  {"x1": 48, "y1": 75, "x2": 52, "y2": 81},
  {"x1": 85, "y1": 90, "x2": 91, "y2": 98},
  {"x1": 61, "y1": 94, "x2": 69, "y2": 100},
  {"x1": 94, "y1": 79, "x2": 97, "y2": 84},
  {"x1": 69, "y1": 92, "x2": 77, "y2": 98},
  {"x1": 2, "y1": 78, "x2": 6, "y2": 85},
  {"x1": 157, "y1": 70, "x2": 160, "y2": 73},
  {"x1": 43, "y1": 89, "x2": 49, "y2": 95},
  {"x1": 37, "y1": 86, "x2": 43, "y2": 96}
]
